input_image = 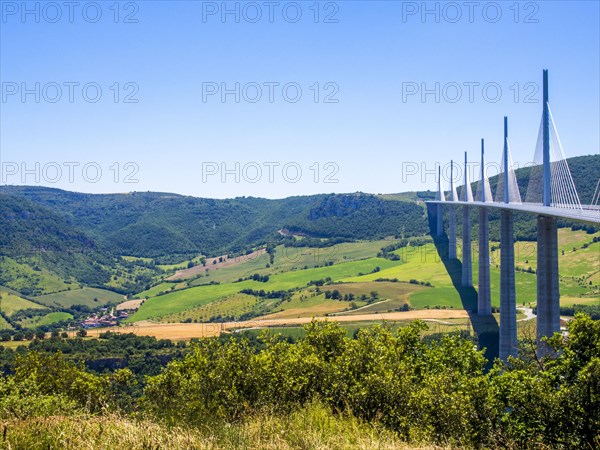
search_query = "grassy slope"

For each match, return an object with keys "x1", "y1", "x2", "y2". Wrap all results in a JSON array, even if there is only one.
[
  {"x1": 0, "y1": 315, "x2": 12, "y2": 330},
  {"x1": 266, "y1": 295, "x2": 360, "y2": 319},
  {"x1": 34, "y1": 288, "x2": 125, "y2": 309},
  {"x1": 344, "y1": 244, "x2": 462, "y2": 308},
  {"x1": 0, "y1": 291, "x2": 47, "y2": 317},
  {"x1": 19, "y1": 312, "x2": 74, "y2": 328},
  {"x1": 0, "y1": 257, "x2": 71, "y2": 295},
  {"x1": 322, "y1": 282, "x2": 426, "y2": 314}
]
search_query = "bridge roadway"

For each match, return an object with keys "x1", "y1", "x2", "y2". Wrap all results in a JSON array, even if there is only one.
[{"x1": 426, "y1": 200, "x2": 600, "y2": 225}]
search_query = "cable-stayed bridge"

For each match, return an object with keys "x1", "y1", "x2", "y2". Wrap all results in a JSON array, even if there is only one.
[
  {"x1": 425, "y1": 70, "x2": 599, "y2": 361},
  {"x1": 430, "y1": 201, "x2": 600, "y2": 225}
]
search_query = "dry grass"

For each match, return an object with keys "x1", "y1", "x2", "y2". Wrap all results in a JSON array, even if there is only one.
[
  {"x1": 251, "y1": 310, "x2": 469, "y2": 326},
  {"x1": 0, "y1": 406, "x2": 448, "y2": 450},
  {"x1": 115, "y1": 299, "x2": 144, "y2": 311},
  {"x1": 257, "y1": 302, "x2": 353, "y2": 320},
  {"x1": 98, "y1": 310, "x2": 470, "y2": 341}
]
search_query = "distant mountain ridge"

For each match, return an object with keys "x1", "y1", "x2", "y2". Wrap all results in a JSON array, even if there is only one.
[{"x1": 0, "y1": 188, "x2": 428, "y2": 260}]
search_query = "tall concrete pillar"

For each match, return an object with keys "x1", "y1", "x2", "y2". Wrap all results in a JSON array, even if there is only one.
[
  {"x1": 461, "y1": 151, "x2": 473, "y2": 286},
  {"x1": 500, "y1": 209, "x2": 517, "y2": 360},
  {"x1": 536, "y1": 215, "x2": 560, "y2": 347},
  {"x1": 448, "y1": 161, "x2": 457, "y2": 260},
  {"x1": 435, "y1": 166, "x2": 445, "y2": 237},
  {"x1": 448, "y1": 206, "x2": 457, "y2": 259},
  {"x1": 478, "y1": 207, "x2": 491, "y2": 315},
  {"x1": 436, "y1": 205, "x2": 444, "y2": 237},
  {"x1": 462, "y1": 206, "x2": 472, "y2": 286},
  {"x1": 477, "y1": 139, "x2": 492, "y2": 315}
]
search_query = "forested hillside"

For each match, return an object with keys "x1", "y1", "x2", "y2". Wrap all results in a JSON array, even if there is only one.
[
  {"x1": 0, "y1": 194, "x2": 115, "y2": 291},
  {"x1": 0, "y1": 188, "x2": 428, "y2": 259}
]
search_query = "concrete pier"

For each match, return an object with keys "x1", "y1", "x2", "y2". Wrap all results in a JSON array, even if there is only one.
[
  {"x1": 435, "y1": 166, "x2": 445, "y2": 237},
  {"x1": 448, "y1": 161, "x2": 457, "y2": 259},
  {"x1": 536, "y1": 215, "x2": 560, "y2": 346},
  {"x1": 477, "y1": 139, "x2": 492, "y2": 315},
  {"x1": 448, "y1": 206, "x2": 457, "y2": 259},
  {"x1": 462, "y1": 206, "x2": 472, "y2": 286},
  {"x1": 461, "y1": 152, "x2": 473, "y2": 287},
  {"x1": 535, "y1": 70, "x2": 560, "y2": 355},
  {"x1": 499, "y1": 210, "x2": 517, "y2": 360},
  {"x1": 436, "y1": 205, "x2": 444, "y2": 237},
  {"x1": 478, "y1": 207, "x2": 491, "y2": 315}
]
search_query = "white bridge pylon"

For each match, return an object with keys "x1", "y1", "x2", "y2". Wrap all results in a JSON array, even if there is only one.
[{"x1": 525, "y1": 104, "x2": 582, "y2": 210}]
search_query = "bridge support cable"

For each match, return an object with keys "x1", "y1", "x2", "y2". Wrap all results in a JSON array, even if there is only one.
[
  {"x1": 549, "y1": 105, "x2": 581, "y2": 209},
  {"x1": 525, "y1": 106, "x2": 581, "y2": 210},
  {"x1": 495, "y1": 117, "x2": 522, "y2": 204},
  {"x1": 591, "y1": 178, "x2": 600, "y2": 206}
]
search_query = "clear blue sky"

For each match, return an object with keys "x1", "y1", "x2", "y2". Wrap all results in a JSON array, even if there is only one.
[{"x1": 1, "y1": 1, "x2": 598, "y2": 198}]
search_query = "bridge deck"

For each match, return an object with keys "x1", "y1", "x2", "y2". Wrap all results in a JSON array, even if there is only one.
[{"x1": 426, "y1": 201, "x2": 600, "y2": 225}]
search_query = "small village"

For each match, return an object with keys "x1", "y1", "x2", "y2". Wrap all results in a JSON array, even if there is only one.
[{"x1": 78, "y1": 307, "x2": 131, "y2": 329}]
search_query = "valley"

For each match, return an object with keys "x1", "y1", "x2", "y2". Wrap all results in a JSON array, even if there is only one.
[{"x1": 0, "y1": 155, "x2": 598, "y2": 343}]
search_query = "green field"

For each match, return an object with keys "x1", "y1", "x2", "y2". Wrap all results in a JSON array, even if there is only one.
[
  {"x1": 558, "y1": 296, "x2": 600, "y2": 307},
  {"x1": 133, "y1": 240, "x2": 404, "y2": 307},
  {"x1": 34, "y1": 287, "x2": 125, "y2": 309},
  {"x1": 0, "y1": 290, "x2": 47, "y2": 317},
  {"x1": 0, "y1": 314, "x2": 12, "y2": 330},
  {"x1": 162, "y1": 293, "x2": 261, "y2": 323},
  {"x1": 129, "y1": 281, "x2": 259, "y2": 321},
  {"x1": 344, "y1": 231, "x2": 598, "y2": 311},
  {"x1": 344, "y1": 244, "x2": 464, "y2": 308},
  {"x1": 18, "y1": 311, "x2": 73, "y2": 328},
  {"x1": 156, "y1": 254, "x2": 206, "y2": 272}
]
